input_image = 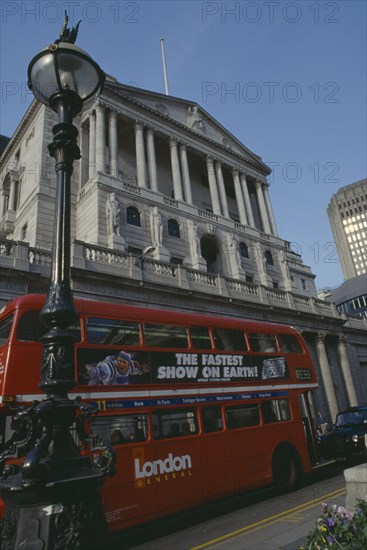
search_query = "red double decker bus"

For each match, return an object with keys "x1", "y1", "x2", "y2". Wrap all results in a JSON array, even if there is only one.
[{"x1": 0, "y1": 294, "x2": 320, "y2": 532}]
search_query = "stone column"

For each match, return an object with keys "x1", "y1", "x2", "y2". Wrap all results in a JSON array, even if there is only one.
[
  {"x1": 0, "y1": 190, "x2": 4, "y2": 218},
  {"x1": 338, "y1": 336, "x2": 358, "y2": 407},
  {"x1": 95, "y1": 104, "x2": 105, "y2": 173},
  {"x1": 232, "y1": 170, "x2": 248, "y2": 225},
  {"x1": 263, "y1": 183, "x2": 278, "y2": 236},
  {"x1": 215, "y1": 161, "x2": 229, "y2": 218},
  {"x1": 135, "y1": 122, "x2": 147, "y2": 188},
  {"x1": 240, "y1": 173, "x2": 255, "y2": 227},
  {"x1": 109, "y1": 110, "x2": 118, "y2": 178},
  {"x1": 169, "y1": 139, "x2": 183, "y2": 201},
  {"x1": 179, "y1": 144, "x2": 193, "y2": 204},
  {"x1": 316, "y1": 334, "x2": 339, "y2": 420},
  {"x1": 206, "y1": 156, "x2": 221, "y2": 216},
  {"x1": 8, "y1": 171, "x2": 18, "y2": 211},
  {"x1": 88, "y1": 110, "x2": 96, "y2": 180},
  {"x1": 255, "y1": 180, "x2": 272, "y2": 234},
  {"x1": 146, "y1": 128, "x2": 158, "y2": 192}
]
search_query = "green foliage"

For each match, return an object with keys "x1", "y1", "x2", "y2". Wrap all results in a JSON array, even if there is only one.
[{"x1": 299, "y1": 498, "x2": 367, "y2": 549}]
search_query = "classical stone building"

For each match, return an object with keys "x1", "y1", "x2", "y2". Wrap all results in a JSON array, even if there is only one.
[{"x1": 1, "y1": 77, "x2": 366, "y2": 420}]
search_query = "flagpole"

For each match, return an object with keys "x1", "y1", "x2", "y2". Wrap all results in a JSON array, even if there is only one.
[{"x1": 160, "y1": 37, "x2": 169, "y2": 95}]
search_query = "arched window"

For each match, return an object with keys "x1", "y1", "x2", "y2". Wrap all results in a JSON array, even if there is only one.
[
  {"x1": 167, "y1": 218, "x2": 180, "y2": 238},
  {"x1": 265, "y1": 250, "x2": 274, "y2": 266},
  {"x1": 239, "y1": 242, "x2": 249, "y2": 259},
  {"x1": 126, "y1": 206, "x2": 141, "y2": 227}
]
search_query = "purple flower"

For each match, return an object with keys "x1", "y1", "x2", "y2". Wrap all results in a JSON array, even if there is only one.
[{"x1": 326, "y1": 517, "x2": 335, "y2": 528}]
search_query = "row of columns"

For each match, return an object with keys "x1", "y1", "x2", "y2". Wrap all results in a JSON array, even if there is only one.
[
  {"x1": 86, "y1": 104, "x2": 277, "y2": 235},
  {"x1": 316, "y1": 334, "x2": 358, "y2": 420},
  {"x1": 0, "y1": 170, "x2": 19, "y2": 217}
]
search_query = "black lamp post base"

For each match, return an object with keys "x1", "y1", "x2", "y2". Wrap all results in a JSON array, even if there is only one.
[{"x1": 1, "y1": 471, "x2": 107, "y2": 550}]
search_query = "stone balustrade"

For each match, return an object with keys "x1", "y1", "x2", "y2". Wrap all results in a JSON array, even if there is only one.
[{"x1": 0, "y1": 237, "x2": 362, "y2": 324}]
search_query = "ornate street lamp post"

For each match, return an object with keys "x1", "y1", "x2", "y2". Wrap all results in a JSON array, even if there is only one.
[{"x1": 0, "y1": 16, "x2": 108, "y2": 549}]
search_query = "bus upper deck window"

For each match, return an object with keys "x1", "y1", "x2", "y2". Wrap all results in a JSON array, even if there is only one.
[
  {"x1": 277, "y1": 334, "x2": 303, "y2": 354},
  {"x1": 0, "y1": 313, "x2": 14, "y2": 345},
  {"x1": 212, "y1": 328, "x2": 247, "y2": 351},
  {"x1": 17, "y1": 311, "x2": 81, "y2": 342},
  {"x1": 144, "y1": 324, "x2": 188, "y2": 349},
  {"x1": 190, "y1": 326, "x2": 212, "y2": 350},
  {"x1": 248, "y1": 333, "x2": 277, "y2": 353},
  {"x1": 87, "y1": 318, "x2": 141, "y2": 346},
  {"x1": 17, "y1": 312, "x2": 46, "y2": 341}
]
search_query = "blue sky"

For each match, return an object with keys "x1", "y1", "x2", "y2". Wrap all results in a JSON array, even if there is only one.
[{"x1": 1, "y1": 0, "x2": 366, "y2": 289}]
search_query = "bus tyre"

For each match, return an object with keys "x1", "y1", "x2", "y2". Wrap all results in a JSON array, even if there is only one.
[{"x1": 272, "y1": 448, "x2": 301, "y2": 494}]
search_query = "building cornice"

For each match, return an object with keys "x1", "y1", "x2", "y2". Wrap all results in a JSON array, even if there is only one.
[{"x1": 0, "y1": 100, "x2": 42, "y2": 169}]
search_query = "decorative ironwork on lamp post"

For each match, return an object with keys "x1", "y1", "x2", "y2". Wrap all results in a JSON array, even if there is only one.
[{"x1": 0, "y1": 15, "x2": 110, "y2": 549}]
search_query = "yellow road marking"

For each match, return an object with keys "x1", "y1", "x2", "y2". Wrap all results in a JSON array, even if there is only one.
[{"x1": 190, "y1": 487, "x2": 346, "y2": 550}]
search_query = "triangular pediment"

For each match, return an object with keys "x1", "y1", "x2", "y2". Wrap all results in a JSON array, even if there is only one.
[{"x1": 105, "y1": 78, "x2": 268, "y2": 172}]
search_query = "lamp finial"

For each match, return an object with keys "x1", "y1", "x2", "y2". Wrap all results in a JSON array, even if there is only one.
[{"x1": 55, "y1": 11, "x2": 81, "y2": 44}]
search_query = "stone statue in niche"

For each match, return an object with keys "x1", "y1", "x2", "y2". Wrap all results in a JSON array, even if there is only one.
[
  {"x1": 106, "y1": 192, "x2": 121, "y2": 237},
  {"x1": 187, "y1": 106, "x2": 206, "y2": 133},
  {"x1": 189, "y1": 220, "x2": 201, "y2": 260},
  {"x1": 228, "y1": 234, "x2": 241, "y2": 267},
  {"x1": 150, "y1": 206, "x2": 163, "y2": 247}
]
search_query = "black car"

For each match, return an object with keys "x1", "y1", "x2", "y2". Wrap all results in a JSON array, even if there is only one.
[{"x1": 318, "y1": 406, "x2": 367, "y2": 463}]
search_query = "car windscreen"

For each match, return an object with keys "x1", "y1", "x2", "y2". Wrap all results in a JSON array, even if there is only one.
[{"x1": 336, "y1": 410, "x2": 367, "y2": 427}]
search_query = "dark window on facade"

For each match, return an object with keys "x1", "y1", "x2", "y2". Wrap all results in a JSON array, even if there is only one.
[
  {"x1": 273, "y1": 282, "x2": 279, "y2": 289},
  {"x1": 167, "y1": 218, "x2": 180, "y2": 238},
  {"x1": 126, "y1": 206, "x2": 141, "y2": 226},
  {"x1": 128, "y1": 246, "x2": 143, "y2": 256},
  {"x1": 86, "y1": 318, "x2": 141, "y2": 346},
  {"x1": 246, "y1": 275, "x2": 254, "y2": 283},
  {"x1": 153, "y1": 409, "x2": 198, "y2": 439},
  {"x1": 226, "y1": 404, "x2": 260, "y2": 429},
  {"x1": 265, "y1": 250, "x2": 274, "y2": 266},
  {"x1": 239, "y1": 242, "x2": 249, "y2": 259},
  {"x1": 171, "y1": 257, "x2": 183, "y2": 265},
  {"x1": 21, "y1": 223, "x2": 27, "y2": 240}
]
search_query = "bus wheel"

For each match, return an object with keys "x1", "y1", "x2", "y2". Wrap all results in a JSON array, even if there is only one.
[{"x1": 272, "y1": 447, "x2": 301, "y2": 494}]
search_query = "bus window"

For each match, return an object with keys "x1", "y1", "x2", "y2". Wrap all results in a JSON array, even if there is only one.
[
  {"x1": 262, "y1": 400, "x2": 291, "y2": 423},
  {"x1": 16, "y1": 311, "x2": 81, "y2": 342},
  {"x1": 190, "y1": 326, "x2": 212, "y2": 350},
  {"x1": 212, "y1": 327, "x2": 247, "y2": 351},
  {"x1": 247, "y1": 333, "x2": 277, "y2": 353},
  {"x1": 153, "y1": 409, "x2": 198, "y2": 439},
  {"x1": 87, "y1": 318, "x2": 141, "y2": 346},
  {"x1": 226, "y1": 404, "x2": 260, "y2": 429},
  {"x1": 0, "y1": 313, "x2": 14, "y2": 344},
  {"x1": 202, "y1": 406, "x2": 223, "y2": 433},
  {"x1": 277, "y1": 334, "x2": 303, "y2": 354},
  {"x1": 144, "y1": 323, "x2": 188, "y2": 348},
  {"x1": 91, "y1": 414, "x2": 148, "y2": 445}
]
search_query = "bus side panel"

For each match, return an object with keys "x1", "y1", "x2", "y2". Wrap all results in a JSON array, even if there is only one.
[
  {"x1": 200, "y1": 432, "x2": 234, "y2": 500},
  {"x1": 1, "y1": 343, "x2": 43, "y2": 396},
  {"x1": 152, "y1": 438, "x2": 202, "y2": 516},
  {"x1": 101, "y1": 444, "x2": 158, "y2": 531},
  {"x1": 229, "y1": 427, "x2": 269, "y2": 491}
]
